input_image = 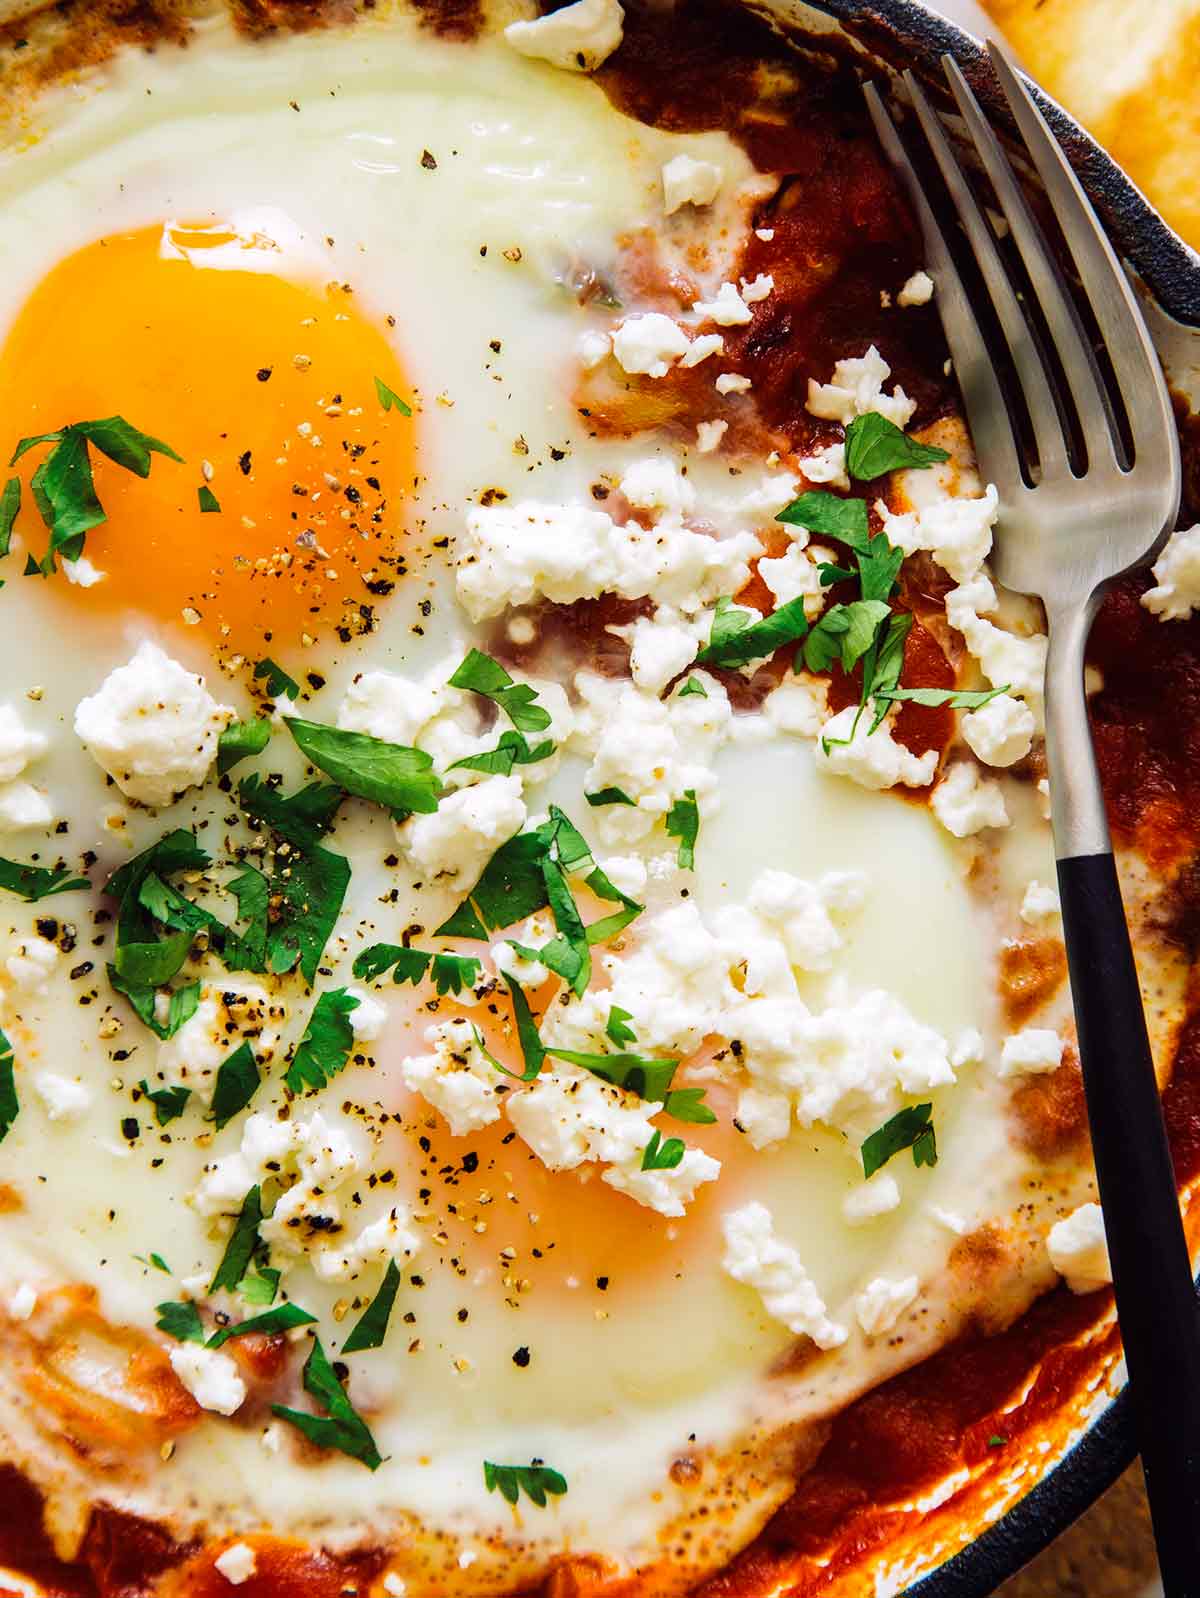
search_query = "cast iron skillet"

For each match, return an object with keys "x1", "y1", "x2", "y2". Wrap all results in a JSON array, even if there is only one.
[{"x1": 743, "y1": 0, "x2": 1200, "y2": 1589}]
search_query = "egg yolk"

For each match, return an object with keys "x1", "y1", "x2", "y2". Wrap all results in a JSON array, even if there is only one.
[{"x1": 0, "y1": 222, "x2": 415, "y2": 656}]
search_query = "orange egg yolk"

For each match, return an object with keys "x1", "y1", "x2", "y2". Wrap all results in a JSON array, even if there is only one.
[{"x1": 0, "y1": 222, "x2": 415, "y2": 657}]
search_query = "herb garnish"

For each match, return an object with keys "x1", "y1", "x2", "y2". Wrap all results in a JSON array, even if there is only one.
[
  {"x1": 449, "y1": 650, "x2": 552, "y2": 734},
  {"x1": 0, "y1": 1029, "x2": 16, "y2": 1143},
  {"x1": 217, "y1": 718, "x2": 271, "y2": 775},
  {"x1": 861, "y1": 1103, "x2": 938, "y2": 1179},
  {"x1": 677, "y1": 676, "x2": 708, "y2": 698},
  {"x1": 198, "y1": 485, "x2": 221, "y2": 513},
  {"x1": 156, "y1": 1300, "x2": 205, "y2": 1343},
  {"x1": 0, "y1": 477, "x2": 19, "y2": 555},
  {"x1": 0, "y1": 858, "x2": 88, "y2": 902},
  {"x1": 139, "y1": 1080, "x2": 191, "y2": 1125},
  {"x1": 541, "y1": 1046, "x2": 715, "y2": 1123},
  {"x1": 206, "y1": 1302, "x2": 317, "y2": 1349},
  {"x1": 352, "y1": 944, "x2": 481, "y2": 997},
  {"x1": 448, "y1": 729, "x2": 554, "y2": 777},
  {"x1": 254, "y1": 658, "x2": 300, "y2": 701},
  {"x1": 605, "y1": 1006, "x2": 636, "y2": 1046},
  {"x1": 210, "y1": 1042, "x2": 261, "y2": 1130},
  {"x1": 641, "y1": 1128, "x2": 685, "y2": 1171},
  {"x1": 285, "y1": 717, "x2": 440, "y2": 816},
  {"x1": 237, "y1": 777, "x2": 350, "y2": 985},
  {"x1": 341, "y1": 1258, "x2": 403, "y2": 1353},
  {"x1": 665, "y1": 789, "x2": 699, "y2": 871},
  {"x1": 375, "y1": 377, "x2": 412, "y2": 417},
  {"x1": 874, "y1": 684, "x2": 1009, "y2": 711},
  {"x1": 585, "y1": 787, "x2": 635, "y2": 808},
  {"x1": 695, "y1": 595, "x2": 810, "y2": 670},
  {"x1": 285, "y1": 989, "x2": 360, "y2": 1095},
  {"x1": 209, "y1": 1186, "x2": 264, "y2": 1294},
  {"x1": 272, "y1": 1336, "x2": 383, "y2": 1470},
  {"x1": 844, "y1": 414, "x2": 950, "y2": 480},
  {"x1": 483, "y1": 1461, "x2": 567, "y2": 1507},
  {"x1": 777, "y1": 490, "x2": 870, "y2": 543}
]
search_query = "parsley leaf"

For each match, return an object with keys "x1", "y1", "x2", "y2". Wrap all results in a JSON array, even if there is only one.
[
  {"x1": 695, "y1": 594, "x2": 810, "y2": 670},
  {"x1": 585, "y1": 787, "x2": 635, "y2": 808},
  {"x1": 641, "y1": 1128, "x2": 685, "y2": 1170},
  {"x1": 876, "y1": 684, "x2": 1010, "y2": 710},
  {"x1": 111, "y1": 973, "x2": 200, "y2": 1040},
  {"x1": 238, "y1": 774, "x2": 343, "y2": 849},
  {"x1": 206, "y1": 1302, "x2": 317, "y2": 1349},
  {"x1": 352, "y1": 944, "x2": 480, "y2": 997},
  {"x1": 238, "y1": 778, "x2": 350, "y2": 984},
  {"x1": 375, "y1": 377, "x2": 412, "y2": 416},
  {"x1": 500, "y1": 974, "x2": 546, "y2": 1081},
  {"x1": 272, "y1": 1335, "x2": 383, "y2": 1470},
  {"x1": 605, "y1": 1006, "x2": 636, "y2": 1046},
  {"x1": 776, "y1": 490, "x2": 870, "y2": 547},
  {"x1": 238, "y1": 1267, "x2": 281, "y2": 1306},
  {"x1": 137, "y1": 1252, "x2": 172, "y2": 1274},
  {"x1": 286, "y1": 989, "x2": 360, "y2": 1094},
  {"x1": 156, "y1": 1300, "x2": 205, "y2": 1343},
  {"x1": 285, "y1": 718, "x2": 440, "y2": 815},
  {"x1": 197, "y1": 485, "x2": 221, "y2": 513},
  {"x1": 449, "y1": 649, "x2": 552, "y2": 734},
  {"x1": 665, "y1": 789, "x2": 699, "y2": 871},
  {"x1": 844, "y1": 414, "x2": 950, "y2": 480},
  {"x1": 448, "y1": 729, "x2": 554, "y2": 777},
  {"x1": 139, "y1": 1080, "x2": 191, "y2": 1125},
  {"x1": 544, "y1": 1047, "x2": 678, "y2": 1102},
  {"x1": 802, "y1": 599, "x2": 891, "y2": 675},
  {"x1": 0, "y1": 476, "x2": 19, "y2": 556},
  {"x1": 861, "y1": 1102, "x2": 938, "y2": 1179},
  {"x1": 209, "y1": 1042, "x2": 261, "y2": 1131},
  {"x1": 254, "y1": 657, "x2": 300, "y2": 701},
  {"x1": 217, "y1": 718, "x2": 271, "y2": 775},
  {"x1": 484, "y1": 1461, "x2": 567, "y2": 1507},
  {"x1": 0, "y1": 1029, "x2": 16, "y2": 1143},
  {"x1": 662, "y1": 1086, "x2": 717, "y2": 1125},
  {"x1": 341, "y1": 1258, "x2": 402, "y2": 1353},
  {"x1": 209, "y1": 1186, "x2": 264, "y2": 1293},
  {"x1": 677, "y1": 676, "x2": 707, "y2": 698},
  {"x1": 0, "y1": 858, "x2": 88, "y2": 901}
]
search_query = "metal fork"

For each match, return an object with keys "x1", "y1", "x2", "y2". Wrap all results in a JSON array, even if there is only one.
[{"x1": 866, "y1": 45, "x2": 1200, "y2": 1591}]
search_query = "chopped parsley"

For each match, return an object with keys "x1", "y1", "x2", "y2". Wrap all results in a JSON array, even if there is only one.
[
  {"x1": 605, "y1": 1005, "x2": 636, "y2": 1046},
  {"x1": 0, "y1": 857, "x2": 88, "y2": 902},
  {"x1": 217, "y1": 718, "x2": 271, "y2": 775},
  {"x1": 448, "y1": 729, "x2": 554, "y2": 777},
  {"x1": 585, "y1": 787, "x2": 635, "y2": 808},
  {"x1": 375, "y1": 377, "x2": 412, "y2": 417},
  {"x1": 238, "y1": 1266, "x2": 281, "y2": 1306},
  {"x1": 875, "y1": 684, "x2": 1010, "y2": 711},
  {"x1": 695, "y1": 594, "x2": 810, "y2": 670},
  {"x1": 0, "y1": 1029, "x2": 16, "y2": 1144},
  {"x1": 209, "y1": 1042, "x2": 261, "y2": 1131},
  {"x1": 777, "y1": 490, "x2": 870, "y2": 544},
  {"x1": 209, "y1": 1186, "x2": 264, "y2": 1294},
  {"x1": 665, "y1": 789, "x2": 699, "y2": 871},
  {"x1": 844, "y1": 413, "x2": 950, "y2": 480},
  {"x1": 483, "y1": 1461, "x2": 567, "y2": 1507},
  {"x1": 272, "y1": 1335, "x2": 383, "y2": 1470},
  {"x1": 285, "y1": 717, "x2": 440, "y2": 816},
  {"x1": 341, "y1": 1258, "x2": 403, "y2": 1353},
  {"x1": 285, "y1": 989, "x2": 360, "y2": 1095},
  {"x1": 155, "y1": 1300, "x2": 205, "y2": 1344},
  {"x1": 541, "y1": 1046, "x2": 714, "y2": 1125},
  {"x1": 0, "y1": 476, "x2": 18, "y2": 555},
  {"x1": 641, "y1": 1129, "x2": 685, "y2": 1171},
  {"x1": 677, "y1": 676, "x2": 708, "y2": 698},
  {"x1": 861, "y1": 1103, "x2": 938, "y2": 1179},
  {"x1": 352, "y1": 944, "x2": 481, "y2": 997},
  {"x1": 139, "y1": 1080, "x2": 191, "y2": 1126},
  {"x1": 253, "y1": 657, "x2": 300, "y2": 701},
  {"x1": 802, "y1": 599, "x2": 891, "y2": 676},
  {"x1": 448, "y1": 649, "x2": 552, "y2": 734},
  {"x1": 206, "y1": 1302, "x2": 317, "y2": 1349},
  {"x1": 197, "y1": 485, "x2": 221, "y2": 513}
]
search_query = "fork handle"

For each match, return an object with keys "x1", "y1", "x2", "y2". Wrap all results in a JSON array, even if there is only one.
[{"x1": 1047, "y1": 603, "x2": 1200, "y2": 1595}]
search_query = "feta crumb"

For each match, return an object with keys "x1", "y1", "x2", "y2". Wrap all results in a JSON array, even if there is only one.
[
  {"x1": 169, "y1": 1343, "x2": 246, "y2": 1415},
  {"x1": 721, "y1": 1202, "x2": 847, "y2": 1348},
  {"x1": 1142, "y1": 524, "x2": 1200, "y2": 620},
  {"x1": 856, "y1": 1274, "x2": 919, "y2": 1336},
  {"x1": 755, "y1": 227, "x2": 775, "y2": 241},
  {"x1": 806, "y1": 345, "x2": 915, "y2": 429},
  {"x1": 599, "y1": 854, "x2": 647, "y2": 899},
  {"x1": 610, "y1": 605, "x2": 703, "y2": 693},
  {"x1": 383, "y1": 1577, "x2": 408, "y2": 1598},
  {"x1": 603, "y1": 1142, "x2": 721, "y2": 1216},
  {"x1": 0, "y1": 781, "x2": 54, "y2": 829},
  {"x1": 735, "y1": 1086, "x2": 792, "y2": 1149},
  {"x1": 401, "y1": 1017, "x2": 503, "y2": 1137},
  {"x1": 999, "y1": 1028, "x2": 1064, "y2": 1077},
  {"x1": 214, "y1": 1545, "x2": 257, "y2": 1586},
  {"x1": 62, "y1": 556, "x2": 106, "y2": 587},
  {"x1": 898, "y1": 270, "x2": 934, "y2": 307},
  {"x1": 620, "y1": 457, "x2": 695, "y2": 517},
  {"x1": 504, "y1": 0, "x2": 624, "y2": 71},
  {"x1": 878, "y1": 483, "x2": 999, "y2": 585},
  {"x1": 492, "y1": 922, "x2": 551, "y2": 988},
  {"x1": 815, "y1": 705, "x2": 938, "y2": 791},
  {"x1": 8, "y1": 1282, "x2": 36, "y2": 1320},
  {"x1": 33, "y1": 1072, "x2": 91, "y2": 1122},
  {"x1": 398, "y1": 773, "x2": 526, "y2": 881},
  {"x1": 1047, "y1": 1202, "x2": 1111, "y2": 1293},
  {"x1": 693, "y1": 282, "x2": 753, "y2": 327},
  {"x1": 696, "y1": 420, "x2": 728, "y2": 454},
  {"x1": 6, "y1": 934, "x2": 59, "y2": 990},
  {"x1": 758, "y1": 543, "x2": 828, "y2": 619},
  {"x1": 577, "y1": 329, "x2": 611, "y2": 369},
  {"x1": 661, "y1": 154, "x2": 723, "y2": 214},
  {"x1": 930, "y1": 760, "x2": 1009, "y2": 837},
  {"x1": 961, "y1": 691, "x2": 1035, "y2": 768},
  {"x1": 797, "y1": 442, "x2": 849, "y2": 491},
  {"x1": 945, "y1": 573, "x2": 1048, "y2": 703},
  {"x1": 611, "y1": 313, "x2": 690, "y2": 377},
  {"x1": 1020, "y1": 880, "x2": 1061, "y2": 924},
  {"x1": 157, "y1": 984, "x2": 282, "y2": 1104},
  {"x1": 951, "y1": 1028, "x2": 985, "y2": 1069},
  {"x1": 842, "y1": 1171, "x2": 902, "y2": 1225},
  {"x1": 679, "y1": 333, "x2": 724, "y2": 368},
  {"x1": 739, "y1": 273, "x2": 774, "y2": 303},
  {"x1": 714, "y1": 372, "x2": 751, "y2": 395},
  {"x1": 763, "y1": 675, "x2": 828, "y2": 739},
  {"x1": 345, "y1": 987, "x2": 387, "y2": 1043},
  {"x1": 0, "y1": 704, "x2": 47, "y2": 783},
  {"x1": 74, "y1": 641, "x2": 233, "y2": 807}
]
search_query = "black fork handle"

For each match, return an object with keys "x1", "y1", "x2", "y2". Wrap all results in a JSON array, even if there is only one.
[{"x1": 1057, "y1": 850, "x2": 1200, "y2": 1595}]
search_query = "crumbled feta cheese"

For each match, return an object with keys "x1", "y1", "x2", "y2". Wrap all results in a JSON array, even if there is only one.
[
  {"x1": 951, "y1": 1028, "x2": 985, "y2": 1069},
  {"x1": 74, "y1": 641, "x2": 233, "y2": 807},
  {"x1": 842, "y1": 1171, "x2": 902, "y2": 1225},
  {"x1": 457, "y1": 500, "x2": 758, "y2": 622},
  {"x1": 619, "y1": 458, "x2": 695, "y2": 517},
  {"x1": 492, "y1": 922, "x2": 551, "y2": 988},
  {"x1": 398, "y1": 773, "x2": 526, "y2": 880},
  {"x1": 999, "y1": 1028, "x2": 1065, "y2": 1077},
  {"x1": 1142, "y1": 524, "x2": 1200, "y2": 620},
  {"x1": 6, "y1": 934, "x2": 59, "y2": 990},
  {"x1": 931, "y1": 760, "x2": 1009, "y2": 837},
  {"x1": 758, "y1": 543, "x2": 828, "y2": 618},
  {"x1": 339, "y1": 664, "x2": 453, "y2": 748},
  {"x1": 661, "y1": 154, "x2": 723, "y2": 214},
  {"x1": 383, "y1": 1577, "x2": 408, "y2": 1598},
  {"x1": 797, "y1": 442, "x2": 849, "y2": 491},
  {"x1": 315, "y1": 1206, "x2": 422, "y2": 1283},
  {"x1": 345, "y1": 987, "x2": 387, "y2": 1043},
  {"x1": 693, "y1": 282, "x2": 753, "y2": 327},
  {"x1": 507, "y1": 1067, "x2": 652, "y2": 1169},
  {"x1": 714, "y1": 372, "x2": 751, "y2": 395},
  {"x1": 721, "y1": 1202, "x2": 847, "y2": 1348},
  {"x1": 739, "y1": 273, "x2": 774, "y2": 303},
  {"x1": 609, "y1": 606, "x2": 703, "y2": 693},
  {"x1": 763, "y1": 675, "x2": 828, "y2": 739},
  {"x1": 0, "y1": 781, "x2": 54, "y2": 829},
  {"x1": 214, "y1": 1545, "x2": 257, "y2": 1586},
  {"x1": 611, "y1": 312, "x2": 690, "y2": 377},
  {"x1": 504, "y1": 0, "x2": 624, "y2": 71},
  {"x1": 1047, "y1": 1202, "x2": 1111, "y2": 1293},
  {"x1": 603, "y1": 1143, "x2": 721, "y2": 1216},
  {"x1": 679, "y1": 333, "x2": 724, "y2": 368},
  {"x1": 169, "y1": 1343, "x2": 246, "y2": 1415},
  {"x1": 599, "y1": 854, "x2": 647, "y2": 899},
  {"x1": 806, "y1": 345, "x2": 915, "y2": 429},
  {"x1": 157, "y1": 984, "x2": 282, "y2": 1104},
  {"x1": 401, "y1": 1017, "x2": 503, "y2": 1137},
  {"x1": 8, "y1": 1282, "x2": 36, "y2": 1320},
  {"x1": 735, "y1": 1086, "x2": 792, "y2": 1150},
  {"x1": 815, "y1": 705, "x2": 938, "y2": 791},
  {"x1": 960, "y1": 691, "x2": 1035, "y2": 768},
  {"x1": 898, "y1": 270, "x2": 934, "y2": 307},
  {"x1": 745, "y1": 867, "x2": 867, "y2": 973},
  {"x1": 0, "y1": 704, "x2": 47, "y2": 783},
  {"x1": 33, "y1": 1072, "x2": 91, "y2": 1122},
  {"x1": 945, "y1": 573, "x2": 1048, "y2": 702},
  {"x1": 577, "y1": 329, "x2": 611, "y2": 369},
  {"x1": 696, "y1": 419, "x2": 728, "y2": 453},
  {"x1": 877, "y1": 484, "x2": 999, "y2": 584},
  {"x1": 1020, "y1": 880, "x2": 1061, "y2": 924},
  {"x1": 62, "y1": 556, "x2": 106, "y2": 587},
  {"x1": 856, "y1": 1274, "x2": 919, "y2": 1336}
]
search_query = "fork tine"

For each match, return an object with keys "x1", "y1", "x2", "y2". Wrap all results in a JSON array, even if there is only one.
[
  {"x1": 940, "y1": 52, "x2": 1120, "y2": 470},
  {"x1": 984, "y1": 39, "x2": 1174, "y2": 460},
  {"x1": 863, "y1": 82, "x2": 1025, "y2": 501},
  {"x1": 901, "y1": 69, "x2": 1070, "y2": 480}
]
